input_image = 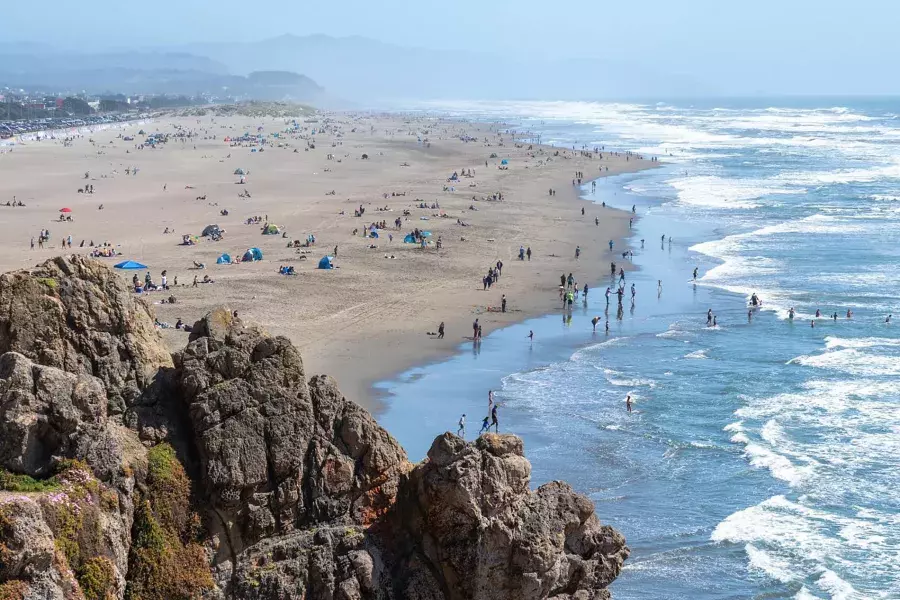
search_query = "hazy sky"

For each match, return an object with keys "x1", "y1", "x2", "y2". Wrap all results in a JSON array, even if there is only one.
[{"x1": 5, "y1": 0, "x2": 900, "y2": 95}]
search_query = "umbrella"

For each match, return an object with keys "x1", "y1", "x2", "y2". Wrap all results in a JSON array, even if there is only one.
[
  {"x1": 114, "y1": 260, "x2": 148, "y2": 270},
  {"x1": 60, "y1": 208, "x2": 72, "y2": 213}
]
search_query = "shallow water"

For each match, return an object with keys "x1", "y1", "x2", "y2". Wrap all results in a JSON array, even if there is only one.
[{"x1": 378, "y1": 99, "x2": 900, "y2": 599}]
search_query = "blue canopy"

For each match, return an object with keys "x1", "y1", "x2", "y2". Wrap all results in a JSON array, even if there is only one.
[
  {"x1": 216, "y1": 253, "x2": 232, "y2": 264},
  {"x1": 242, "y1": 247, "x2": 263, "y2": 262},
  {"x1": 403, "y1": 233, "x2": 416, "y2": 243},
  {"x1": 501, "y1": 159, "x2": 509, "y2": 165},
  {"x1": 114, "y1": 260, "x2": 147, "y2": 270},
  {"x1": 369, "y1": 231, "x2": 379, "y2": 238},
  {"x1": 318, "y1": 256, "x2": 334, "y2": 270}
]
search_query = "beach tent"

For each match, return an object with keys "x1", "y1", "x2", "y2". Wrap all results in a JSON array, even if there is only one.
[
  {"x1": 216, "y1": 253, "x2": 232, "y2": 265},
  {"x1": 242, "y1": 247, "x2": 264, "y2": 262},
  {"x1": 369, "y1": 230, "x2": 379, "y2": 239},
  {"x1": 501, "y1": 159, "x2": 509, "y2": 165},
  {"x1": 202, "y1": 224, "x2": 220, "y2": 237},
  {"x1": 114, "y1": 260, "x2": 147, "y2": 270},
  {"x1": 448, "y1": 172, "x2": 458, "y2": 180},
  {"x1": 233, "y1": 168, "x2": 244, "y2": 175},
  {"x1": 263, "y1": 224, "x2": 280, "y2": 235},
  {"x1": 421, "y1": 231, "x2": 432, "y2": 237},
  {"x1": 317, "y1": 256, "x2": 334, "y2": 270},
  {"x1": 403, "y1": 233, "x2": 416, "y2": 243},
  {"x1": 60, "y1": 207, "x2": 72, "y2": 213}
]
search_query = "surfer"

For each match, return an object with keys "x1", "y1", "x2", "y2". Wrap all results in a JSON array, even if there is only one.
[{"x1": 626, "y1": 395, "x2": 633, "y2": 413}]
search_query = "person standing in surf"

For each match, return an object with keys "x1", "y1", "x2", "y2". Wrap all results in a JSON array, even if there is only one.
[{"x1": 626, "y1": 395, "x2": 633, "y2": 413}]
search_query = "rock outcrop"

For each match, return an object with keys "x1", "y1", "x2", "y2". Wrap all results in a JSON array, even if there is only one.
[
  {"x1": 0, "y1": 255, "x2": 172, "y2": 416},
  {"x1": 0, "y1": 258, "x2": 629, "y2": 600}
]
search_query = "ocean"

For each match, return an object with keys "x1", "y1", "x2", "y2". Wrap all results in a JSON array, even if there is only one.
[{"x1": 377, "y1": 99, "x2": 900, "y2": 599}]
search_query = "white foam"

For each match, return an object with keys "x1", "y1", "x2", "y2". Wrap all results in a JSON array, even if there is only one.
[
  {"x1": 788, "y1": 348, "x2": 900, "y2": 377},
  {"x1": 683, "y1": 349, "x2": 708, "y2": 359},
  {"x1": 665, "y1": 175, "x2": 801, "y2": 209},
  {"x1": 744, "y1": 444, "x2": 809, "y2": 485},
  {"x1": 824, "y1": 336, "x2": 900, "y2": 350}
]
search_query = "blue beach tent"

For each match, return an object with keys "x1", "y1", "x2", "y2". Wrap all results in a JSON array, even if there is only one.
[
  {"x1": 114, "y1": 260, "x2": 147, "y2": 270},
  {"x1": 242, "y1": 247, "x2": 263, "y2": 262},
  {"x1": 216, "y1": 253, "x2": 232, "y2": 264},
  {"x1": 318, "y1": 256, "x2": 334, "y2": 270},
  {"x1": 403, "y1": 233, "x2": 416, "y2": 243},
  {"x1": 501, "y1": 159, "x2": 509, "y2": 165}
]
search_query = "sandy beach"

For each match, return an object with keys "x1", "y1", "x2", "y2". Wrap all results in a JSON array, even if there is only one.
[{"x1": 0, "y1": 111, "x2": 655, "y2": 409}]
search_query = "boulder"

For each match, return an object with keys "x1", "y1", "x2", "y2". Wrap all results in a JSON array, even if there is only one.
[
  {"x1": 380, "y1": 433, "x2": 629, "y2": 600},
  {"x1": 0, "y1": 256, "x2": 172, "y2": 416},
  {"x1": 175, "y1": 309, "x2": 408, "y2": 558}
]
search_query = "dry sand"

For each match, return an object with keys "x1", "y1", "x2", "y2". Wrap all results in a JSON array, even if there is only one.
[{"x1": 0, "y1": 113, "x2": 655, "y2": 409}]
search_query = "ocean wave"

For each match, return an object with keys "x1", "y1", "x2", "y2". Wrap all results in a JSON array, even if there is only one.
[
  {"x1": 788, "y1": 348, "x2": 900, "y2": 376},
  {"x1": 683, "y1": 349, "x2": 708, "y2": 359},
  {"x1": 824, "y1": 336, "x2": 900, "y2": 350}
]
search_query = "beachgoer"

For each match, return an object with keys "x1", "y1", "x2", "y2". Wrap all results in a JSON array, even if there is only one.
[
  {"x1": 528, "y1": 330, "x2": 534, "y2": 342},
  {"x1": 438, "y1": 322, "x2": 445, "y2": 339},
  {"x1": 457, "y1": 414, "x2": 466, "y2": 437},
  {"x1": 526, "y1": 246, "x2": 532, "y2": 261},
  {"x1": 626, "y1": 395, "x2": 633, "y2": 413},
  {"x1": 480, "y1": 416, "x2": 490, "y2": 434},
  {"x1": 491, "y1": 404, "x2": 499, "y2": 432},
  {"x1": 707, "y1": 309, "x2": 713, "y2": 326},
  {"x1": 501, "y1": 295, "x2": 507, "y2": 312},
  {"x1": 606, "y1": 287, "x2": 611, "y2": 305},
  {"x1": 693, "y1": 267, "x2": 698, "y2": 280},
  {"x1": 592, "y1": 316, "x2": 600, "y2": 332},
  {"x1": 713, "y1": 315, "x2": 718, "y2": 327}
]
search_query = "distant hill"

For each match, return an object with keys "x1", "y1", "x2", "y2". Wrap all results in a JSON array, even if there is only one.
[
  {"x1": 0, "y1": 50, "x2": 326, "y2": 103},
  {"x1": 182, "y1": 34, "x2": 710, "y2": 104}
]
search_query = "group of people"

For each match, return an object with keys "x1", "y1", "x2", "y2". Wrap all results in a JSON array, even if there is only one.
[{"x1": 456, "y1": 390, "x2": 501, "y2": 438}]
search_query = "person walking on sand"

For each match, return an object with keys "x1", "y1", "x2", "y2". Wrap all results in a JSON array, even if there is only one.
[
  {"x1": 526, "y1": 246, "x2": 532, "y2": 261},
  {"x1": 479, "y1": 415, "x2": 490, "y2": 435},
  {"x1": 438, "y1": 322, "x2": 445, "y2": 339},
  {"x1": 626, "y1": 395, "x2": 633, "y2": 413},
  {"x1": 575, "y1": 246, "x2": 581, "y2": 260},
  {"x1": 491, "y1": 404, "x2": 499, "y2": 433},
  {"x1": 30, "y1": 237, "x2": 34, "y2": 250},
  {"x1": 501, "y1": 295, "x2": 507, "y2": 312},
  {"x1": 581, "y1": 207, "x2": 585, "y2": 216},
  {"x1": 609, "y1": 240, "x2": 614, "y2": 251},
  {"x1": 595, "y1": 217, "x2": 599, "y2": 226},
  {"x1": 457, "y1": 414, "x2": 466, "y2": 437}
]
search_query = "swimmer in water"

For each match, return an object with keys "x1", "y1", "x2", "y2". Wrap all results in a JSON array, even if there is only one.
[
  {"x1": 713, "y1": 315, "x2": 717, "y2": 327},
  {"x1": 811, "y1": 320, "x2": 815, "y2": 328},
  {"x1": 815, "y1": 309, "x2": 821, "y2": 318},
  {"x1": 693, "y1": 267, "x2": 698, "y2": 280},
  {"x1": 788, "y1": 307, "x2": 795, "y2": 320},
  {"x1": 707, "y1": 309, "x2": 713, "y2": 326},
  {"x1": 626, "y1": 395, "x2": 633, "y2": 412},
  {"x1": 847, "y1": 309, "x2": 853, "y2": 319}
]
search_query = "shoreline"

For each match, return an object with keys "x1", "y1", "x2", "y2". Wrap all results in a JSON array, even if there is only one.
[
  {"x1": 0, "y1": 112, "x2": 656, "y2": 412},
  {"x1": 357, "y1": 166, "x2": 653, "y2": 414}
]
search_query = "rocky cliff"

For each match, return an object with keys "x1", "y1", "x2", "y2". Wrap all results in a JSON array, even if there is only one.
[{"x1": 0, "y1": 256, "x2": 628, "y2": 600}]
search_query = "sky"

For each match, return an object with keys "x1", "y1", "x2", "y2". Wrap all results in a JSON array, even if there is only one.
[{"x1": 5, "y1": 0, "x2": 900, "y2": 95}]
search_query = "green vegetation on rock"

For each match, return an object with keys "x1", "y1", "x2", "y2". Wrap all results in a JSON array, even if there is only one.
[
  {"x1": 125, "y1": 443, "x2": 213, "y2": 600},
  {"x1": 0, "y1": 470, "x2": 61, "y2": 493}
]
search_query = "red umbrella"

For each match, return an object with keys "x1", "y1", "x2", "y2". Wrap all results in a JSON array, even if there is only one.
[{"x1": 60, "y1": 208, "x2": 72, "y2": 213}]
